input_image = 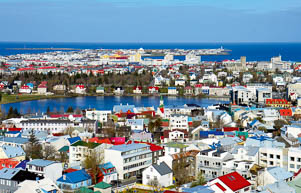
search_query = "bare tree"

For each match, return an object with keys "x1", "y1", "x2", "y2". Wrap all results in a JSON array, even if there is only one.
[
  {"x1": 43, "y1": 145, "x2": 56, "y2": 160},
  {"x1": 83, "y1": 150, "x2": 104, "y2": 184}
]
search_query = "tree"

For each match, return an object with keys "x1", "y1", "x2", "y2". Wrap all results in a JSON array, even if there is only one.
[
  {"x1": 46, "y1": 106, "x2": 51, "y2": 115},
  {"x1": 190, "y1": 171, "x2": 206, "y2": 187},
  {"x1": 43, "y1": 145, "x2": 56, "y2": 160},
  {"x1": 66, "y1": 106, "x2": 74, "y2": 113},
  {"x1": 148, "y1": 178, "x2": 161, "y2": 192},
  {"x1": 83, "y1": 152, "x2": 103, "y2": 184},
  {"x1": 25, "y1": 129, "x2": 43, "y2": 159}
]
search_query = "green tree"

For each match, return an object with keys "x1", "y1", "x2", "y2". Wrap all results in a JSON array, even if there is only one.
[
  {"x1": 25, "y1": 129, "x2": 43, "y2": 159},
  {"x1": 66, "y1": 106, "x2": 74, "y2": 113},
  {"x1": 190, "y1": 171, "x2": 207, "y2": 187}
]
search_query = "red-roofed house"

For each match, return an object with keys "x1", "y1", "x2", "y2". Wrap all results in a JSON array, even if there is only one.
[
  {"x1": 266, "y1": 99, "x2": 291, "y2": 108},
  {"x1": 208, "y1": 171, "x2": 251, "y2": 193},
  {"x1": 194, "y1": 84, "x2": 203, "y2": 95},
  {"x1": 0, "y1": 158, "x2": 20, "y2": 170},
  {"x1": 38, "y1": 84, "x2": 47, "y2": 94},
  {"x1": 133, "y1": 86, "x2": 142, "y2": 94},
  {"x1": 19, "y1": 85, "x2": 32, "y2": 94},
  {"x1": 75, "y1": 85, "x2": 86, "y2": 94},
  {"x1": 279, "y1": 109, "x2": 293, "y2": 117},
  {"x1": 148, "y1": 86, "x2": 159, "y2": 94}
]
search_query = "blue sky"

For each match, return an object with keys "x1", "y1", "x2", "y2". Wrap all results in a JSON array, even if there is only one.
[{"x1": 0, "y1": 0, "x2": 300, "y2": 42}]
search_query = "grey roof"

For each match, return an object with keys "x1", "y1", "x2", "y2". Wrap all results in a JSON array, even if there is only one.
[
  {"x1": 0, "y1": 137, "x2": 29, "y2": 144},
  {"x1": 0, "y1": 168, "x2": 21, "y2": 180},
  {"x1": 267, "y1": 167, "x2": 293, "y2": 181},
  {"x1": 27, "y1": 159, "x2": 57, "y2": 167},
  {"x1": 152, "y1": 162, "x2": 172, "y2": 176}
]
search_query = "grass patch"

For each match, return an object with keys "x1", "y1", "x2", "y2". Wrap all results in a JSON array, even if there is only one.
[{"x1": 0, "y1": 94, "x2": 70, "y2": 104}]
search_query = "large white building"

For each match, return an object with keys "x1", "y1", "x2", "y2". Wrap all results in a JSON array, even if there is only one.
[
  {"x1": 104, "y1": 143, "x2": 152, "y2": 180},
  {"x1": 169, "y1": 114, "x2": 189, "y2": 131},
  {"x1": 85, "y1": 110, "x2": 111, "y2": 123},
  {"x1": 20, "y1": 119, "x2": 97, "y2": 134}
]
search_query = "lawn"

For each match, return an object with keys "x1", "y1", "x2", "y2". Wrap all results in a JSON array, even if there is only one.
[{"x1": 0, "y1": 94, "x2": 69, "y2": 104}]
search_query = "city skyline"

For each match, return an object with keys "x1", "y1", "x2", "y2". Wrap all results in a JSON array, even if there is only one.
[{"x1": 0, "y1": 0, "x2": 300, "y2": 43}]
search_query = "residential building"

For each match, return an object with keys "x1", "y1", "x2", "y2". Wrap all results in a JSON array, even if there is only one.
[
  {"x1": 15, "y1": 177, "x2": 62, "y2": 193},
  {"x1": 56, "y1": 169, "x2": 92, "y2": 190},
  {"x1": 0, "y1": 168, "x2": 41, "y2": 193},
  {"x1": 142, "y1": 162, "x2": 173, "y2": 187},
  {"x1": 168, "y1": 87, "x2": 178, "y2": 95},
  {"x1": 207, "y1": 172, "x2": 251, "y2": 193},
  {"x1": 85, "y1": 110, "x2": 111, "y2": 123},
  {"x1": 196, "y1": 149, "x2": 234, "y2": 180},
  {"x1": 104, "y1": 143, "x2": 152, "y2": 180},
  {"x1": 26, "y1": 159, "x2": 63, "y2": 182},
  {"x1": 169, "y1": 114, "x2": 189, "y2": 131}
]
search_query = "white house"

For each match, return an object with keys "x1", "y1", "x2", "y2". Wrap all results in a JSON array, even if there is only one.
[
  {"x1": 19, "y1": 85, "x2": 31, "y2": 94},
  {"x1": 85, "y1": 110, "x2": 111, "y2": 123},
  {"x1": 142, "y1": 162, "x2": 173, "y2": 187},
  {"x1": 168, "y1": 87, "x2": 178, "y2": 95},
  {"x1": 26, "y1": 159, "x2": 63, "y2": 182},
  {"x1": 75, "y1": 85, "x2": 86, "y2": 94},
  {"x1": 257, "y1": 167, "x2": 293, "y2": 187},
  {"x1": 15, "y1": 177, "x2": 62, "y2": 193},
  {"x1": 125, "y1": 119, "x2": 144, "y2": 131},
  {"x1": 169, "y1": 114, "x2": 189, "y2": 131},
  {"x1": 175, "y1": 79, "x2": 186, "y2": 87},
  {"x1": 104, "y1": 143, "x2": 152, "y2": 180},
  {"x1": 133, "y1": 86, "x2": 142, "y2": 94},
  {"x1": 207, "y1": 172, "x2": 251, "y2": 193}
]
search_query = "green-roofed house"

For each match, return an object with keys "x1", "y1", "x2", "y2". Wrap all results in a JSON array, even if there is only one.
[
  {"x1": 96, "y1": 86, "x2": 105, "y2": 94},
  {"x1": 163, "y1": 142, "x2": 188, "y2": 155},
  {"x1": 93, "y1": 182, "x2": 112, "y2": 193},
  {"x1": 76, "y1": 187, "x2": 101, "y2": 193},
  {"x1": 288, "y1": 177, "x2": 301, "y2": 193},
  {"x1": 69, "y1": 140, "x2": 106, "y2": 165}
]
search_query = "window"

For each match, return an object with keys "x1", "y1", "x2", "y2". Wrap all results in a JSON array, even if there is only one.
[
  {"x1": 269, "y1": 154, "x2": 274, "y2": 159},
  {"x1": 277, "y1": 155, "x2": 280, "y2": 159},
  {"x1": 291, "y1": 157, "x2": 295, "y2": 161},
  {"x1": 154, "y1": 176, "x2": 157, "y2": 181},
  {"x1": 146, "y1": 175, "x2": 150, "y2": 179},
  {"x1": 290, "y1": 164, "x2": 295, "y2": 169}
]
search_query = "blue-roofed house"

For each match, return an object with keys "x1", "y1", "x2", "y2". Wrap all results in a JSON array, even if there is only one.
[
  {"x1": 99, "y1": 162, "x2": 118, "y2": 184},
  {"x1": 125, "y1": 119, "x2": 144, "y2": 131},
  {"x1": 0, "y1": 137, "x2": 29, "y2": 149},
  {"x1": 263, "y1": 181, "x2": 295, "y2": 193},
  {"x1": 181, "y1": 185, "x2": 214, "y2": 193},
  {"x1": 113, "y1": 104, "x2": 135, "y2": 113},
  {"x1": 0, "y1": 145, "x2": 25, "y2": 161},
  {"x1": 26, "y1": 159, "x2": 63, "y2": 182},
  {"x1": 168, "y1": 87, "x2": 178, "y2": 95},
  {"x1": 0, "y1": 168, "x2": 43, "y2": 193},
  {"x1": 21, "y1": 130, "x2": 48, "y2": 141},
  {"x1": 104, "y1": 143, "x2": 152, "y2": 180},
  {"x1": 56, "y1": 169, "x2": 92, "y2": 190},
  {"x1": 67, "y1": 136, "x2": 81, "y2": 145},
  {"x1": 4, "y1": 131, "x2": 21, "y2": 138},
  {"x1": 258, "y1": 167, "x2": 294, "y2": 186}
]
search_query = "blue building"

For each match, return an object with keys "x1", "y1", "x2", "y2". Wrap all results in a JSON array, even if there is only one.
[{"x1": 56, "y1": 169, "x2": 92, "y2": 190}]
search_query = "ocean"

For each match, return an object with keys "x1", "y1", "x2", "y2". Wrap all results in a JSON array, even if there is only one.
[{"x1": 0, "y1": 42, "x2": 301, "y2": 62}]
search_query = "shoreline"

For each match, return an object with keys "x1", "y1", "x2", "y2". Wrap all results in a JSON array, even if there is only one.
[{"x1": 0, "y1": 93, "x2": 230, "y2": 105}]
